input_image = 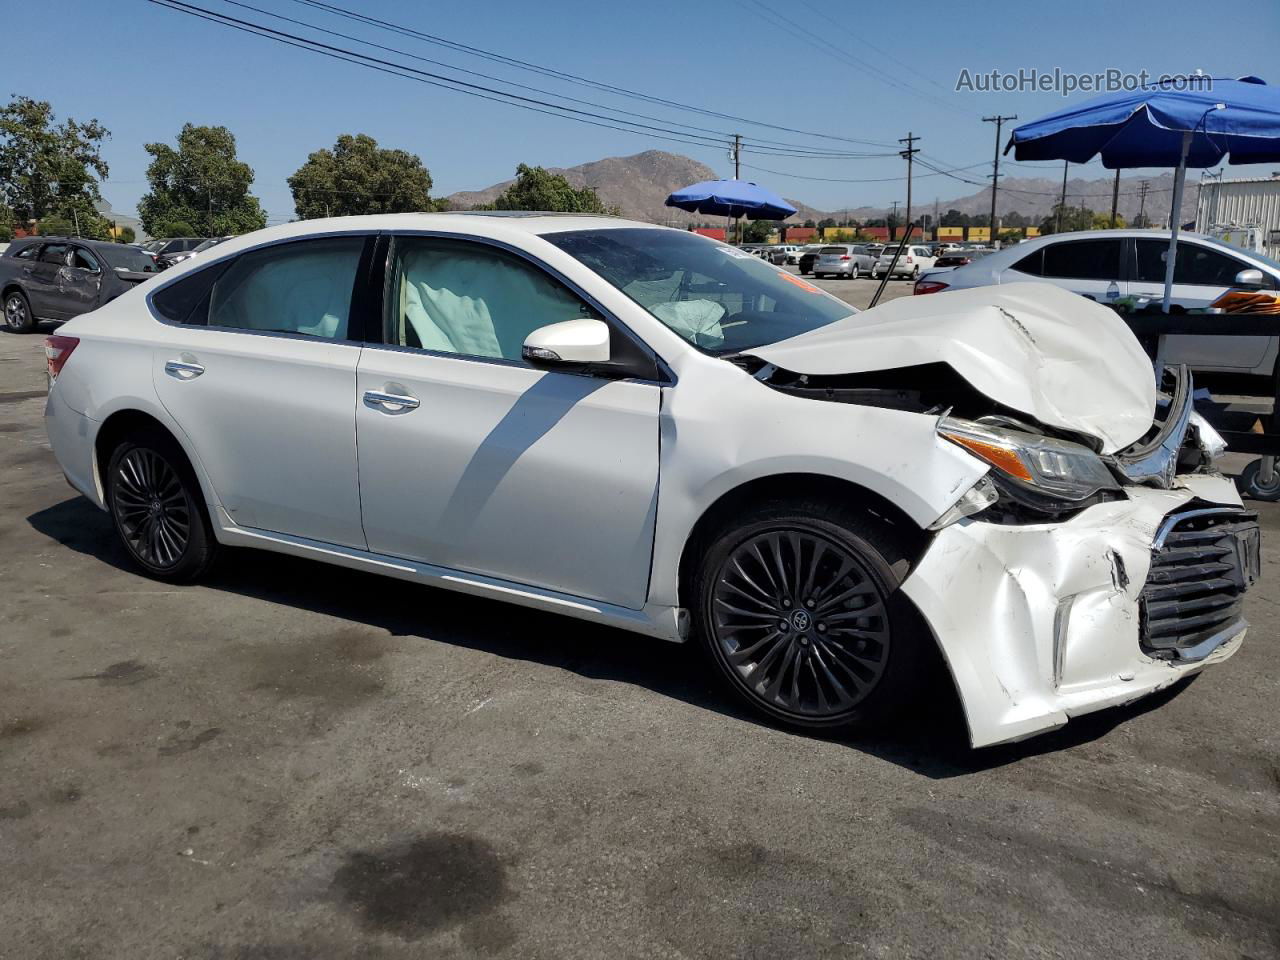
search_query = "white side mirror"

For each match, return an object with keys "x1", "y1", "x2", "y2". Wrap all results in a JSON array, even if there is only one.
[
  {"x1": 1234, "y1": 268, "x2": 1265, "y2": 289},
  {"x1": 522, "y1": 318, "x2": 611, "y2": 366}
]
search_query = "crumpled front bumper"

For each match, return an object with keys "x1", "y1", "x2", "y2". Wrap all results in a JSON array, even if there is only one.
[{"x1": 901, "y1": 473, "x2": 1250, "y2": 748}]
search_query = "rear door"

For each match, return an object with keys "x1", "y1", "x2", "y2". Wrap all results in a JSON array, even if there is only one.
[
  {"x1": 28, "y1": 243, "x2": 68, "y2": 318},
  {"x1": 149, "y1": 234, "x2": 374, "y2": 548},
  {"x1": 1130, "y1": 237, "x2": 1275, "y2": 371},
  {"x1": 355, "y1": 234, "x2": 661, "y2": 609},
  {"x1": 1004, "y1": 237, "x2": 1122, "y2": 301}
]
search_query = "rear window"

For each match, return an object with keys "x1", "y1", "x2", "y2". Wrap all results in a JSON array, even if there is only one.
[
  {"x1": 819, "y1": 246, "x2": 846, "y2": 255},
  {"x1": 99, "y1": 245, "x2": 160, "y2": 273}
]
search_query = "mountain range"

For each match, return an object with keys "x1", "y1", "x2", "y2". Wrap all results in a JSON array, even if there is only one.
[{"x1": 445, "y1": 150, "x2": 1200, "y2": 227}]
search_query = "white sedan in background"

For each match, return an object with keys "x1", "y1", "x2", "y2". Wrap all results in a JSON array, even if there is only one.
[
  {"x1": 914, "y1": 229, "x2": 1280, "y2": 377},
  {"x1": 43, "y1": 213, "x2": 1256, "y2": 747}
]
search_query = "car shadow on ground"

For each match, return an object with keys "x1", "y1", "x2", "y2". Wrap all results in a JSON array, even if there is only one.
[{"x1": 28, "y1": 495, "x2": 1196, "y2": 780}]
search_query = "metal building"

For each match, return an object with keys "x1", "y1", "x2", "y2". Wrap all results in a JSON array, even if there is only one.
[{"x1": 1195, "y1": 173, "x2": 1280, "y2": 259}]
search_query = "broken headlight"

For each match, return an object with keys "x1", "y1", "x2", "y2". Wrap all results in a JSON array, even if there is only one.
[{"x1": 938, "y1": 416, "x2": 1120, "y2": 502}]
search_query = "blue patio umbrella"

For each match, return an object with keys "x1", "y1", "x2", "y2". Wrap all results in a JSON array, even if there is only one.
[
  {"x1": 1007, "y1": 76, "x2": 1280, "y2": 310},
  {"x1": 665, "y1": 179, "x2": 798, "y2": 221}
]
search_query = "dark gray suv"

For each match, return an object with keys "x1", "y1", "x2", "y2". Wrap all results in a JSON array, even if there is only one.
[{"x1": 1, "y1": 237, "x2": 160, "y2": 333}]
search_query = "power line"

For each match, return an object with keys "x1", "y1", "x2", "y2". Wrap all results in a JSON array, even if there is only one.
[
  {"x1": 212, "y1": 0, "x2": 895, "y2": 159},
  {"x1": 738, "y1": 160, "x2": 988, "y2": 183},
  {"x1": 736, "y1": 0, "x2": 966, "y2": 117},
  {"x1": 147, "y1": 0, "x2": 896, "y2": 161},
  {"x1": 285, "y1": 0, "x2": 900, "y2": 149}
]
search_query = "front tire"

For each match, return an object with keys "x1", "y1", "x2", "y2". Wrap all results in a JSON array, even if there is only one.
[
  {"x1": 107, "y1": 428, "x2": 217, "y2": 583},
  {"x1": 692, "y1": 501, "x2": 928, "y2": 732},
  {"x1": 4, "y1": 290, "x2": 34, "y2": 333}
]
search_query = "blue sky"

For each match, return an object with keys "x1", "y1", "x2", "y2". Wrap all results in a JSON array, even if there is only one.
[{"x1": 11, "y1": 0, "x2": 1280, "y2": 221}]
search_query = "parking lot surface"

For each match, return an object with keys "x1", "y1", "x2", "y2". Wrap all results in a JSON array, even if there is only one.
[{"x1": 2, "y1": 310, "x2": 1278, "y2": 958}]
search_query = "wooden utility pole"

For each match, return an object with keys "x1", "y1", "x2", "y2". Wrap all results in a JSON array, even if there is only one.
[
  {"x1": 1109, "y1": 169, "x2": 1121, "y2": 228},
  {"x1": 732, "y1": 133, "x2": 742, "y2": 244},
  {"x1": 983, "y1": 115, "x2": 1016, "y2": 242},
  {"x1": 898, "y1": 132, "x2": 919, "y2": 240},
  {"x1": 1056, "y1": 161, "x2": 1069, "y2": 233}
]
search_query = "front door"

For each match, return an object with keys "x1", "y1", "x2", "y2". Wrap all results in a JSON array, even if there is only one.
[
  {"x1": 62, "y1": 246, "x2": 105, "y2": 317},
  {"x1": 1129, "y1": 238, "x2": 1274, "y2": 371},
  {"x1": 150, "y1": 234, "x2": 371, "y2": 548},
  {"x1": 355, "y1": 236, "x2": 661, "y2": 609}
]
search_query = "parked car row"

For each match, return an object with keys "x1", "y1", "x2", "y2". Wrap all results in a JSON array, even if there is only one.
[{"x1": 913, "y1": 228, "x2": 1280, "y2": 377}]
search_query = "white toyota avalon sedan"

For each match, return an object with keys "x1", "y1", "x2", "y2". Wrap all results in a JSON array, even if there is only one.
[{"x1": 42, "y1": 213, "x2": 1260, "y2": 747}]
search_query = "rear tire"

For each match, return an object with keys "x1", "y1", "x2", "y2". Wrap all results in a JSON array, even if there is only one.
[
  {"x1": 691, "y1": 499, "x2": 932, "y2": 733},
  {"x1": 106, "y1": 427, "x2": 217, "y2": 583},
  {"x1": 4, "y1": 290, "x2": 34, "y2": 333}
]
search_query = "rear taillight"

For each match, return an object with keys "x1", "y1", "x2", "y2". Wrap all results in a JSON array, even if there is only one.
[
  {"x1": 839, "y1": 255, "x2": 851, "y2": 261},
  {"x1": 914, "y1": 280, "x2": 949, "y2": 296},
  {"x1": 45, "y1": 335, "x2": 80, "y2": 381},
  {"x1": 905, "y1": 256, "x2": 914, "y2": 263}
]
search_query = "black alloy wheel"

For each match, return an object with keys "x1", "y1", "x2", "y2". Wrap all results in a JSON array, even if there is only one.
[
  {"x1": 4, "y1": 290, "x2": 34, "y2": 333},
  {"x1": 112, "y1": 447, "x2": 191, "y2": 568},
  {"x1": 107, "y1": 429, "x2": 217, "y2": 582},
  {"x1": 691, "y1": 499, "x2": 937, "y2": 733}
]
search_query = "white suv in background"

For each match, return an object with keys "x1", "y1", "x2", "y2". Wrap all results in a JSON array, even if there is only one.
[
  {"x1": 873, "y1": 244, "x2": 936, "y2": 280},
  {"x1": 915, "y1": 229, "x2": 1280, "y2": 377}
]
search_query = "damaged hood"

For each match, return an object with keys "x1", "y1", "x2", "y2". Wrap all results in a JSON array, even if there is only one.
[{"x1": 750, "y1": 282, "x2": 1157, "y2": 453}]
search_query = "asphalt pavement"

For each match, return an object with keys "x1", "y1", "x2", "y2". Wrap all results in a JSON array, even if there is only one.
[{"x1": 1, "y1": 290, "x2": 1278, "y2": 958}]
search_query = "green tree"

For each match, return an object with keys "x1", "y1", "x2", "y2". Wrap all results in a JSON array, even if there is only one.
[
  {"x1": 817, "y1": 218, "x2": 837, "y2": 229},
  {"x1": 138, "y1": 124, "x2": 267, "y2": 237},
  {"x1": 115, "y1": 225, "x2": 136, "y2": 244},
  {"x1": 1039, "y1": 203, "x2": 1095, "y2": 235},
  {"x1": 155, "y1": 219, "x2": 196, "y2": 238},
  {"x1": 741, "y1": 219, "x2": 781, "y2": 243},
  {"x1": 0, "y1": 203, "x2": 13, "y2": 241},
  {"x1": 1090, "y1": 211, "x2": 1126, "y2": 230},
  {"x1": 940, "y1": 209, "x2": 969, "y2": 227},
  {"x1": 0, "y1": 96, "x2": 112, "y2": 237},
  {"x1": 288, "y1": 133, "x2": 436, "y2": 219},
  {"x1": 486, "y1": 164, "x2": 614, "y2": 214},
  {"x1": 37, "y1": 215, "x2": 75, "y2": 236}
]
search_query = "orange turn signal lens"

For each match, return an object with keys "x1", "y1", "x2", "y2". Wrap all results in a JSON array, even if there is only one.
[{"x1": 941, "y1": 432, "x2": 1035, "y2": 484}]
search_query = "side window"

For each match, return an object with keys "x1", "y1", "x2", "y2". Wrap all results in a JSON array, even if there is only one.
[
  {"x1": 1012, "y1": 248, "x2": 1043, "y2": 275},
  {"x1": 13, "y1": 244, "x2": 40, "y2": 261},
  {"x1": 1040, "y1": 239, "x2": 1121, "y2": 281},
  {"x1": 206, "y1": 237, "x2": 365, "y2": 339},
  {"x1": 150, "y1": 258, "x2": 233, "y2": 324},
  {"x1": 386, "y1": 237, "x2": 597, "y2": 362},
  {"x1": 70, "y1": 248, "x2": 100, "y2": 272},
  {"x1": 1135, "y1": 239, "x2": 1266, "y2": 287},
  {"x1": 39, "y1": 243, "x2": 68, "y2": 265}
]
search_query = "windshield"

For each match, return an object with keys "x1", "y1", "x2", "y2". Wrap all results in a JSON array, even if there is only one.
[
  {"x1": 142, "y1": 239, "x2": 166, "y2": 253},
  {"x1": 100, "y1": 246, "x2": 160, "y2": 273},
  {"x1": 546, "y1": 228, "x2": 855, "y2": 353},
  {"x1": 194, "y1": 236, "x2": 228, "y2": 252},
  {"x1": 1199, "y1": 236, "x2": 1280, "y2": 274}
]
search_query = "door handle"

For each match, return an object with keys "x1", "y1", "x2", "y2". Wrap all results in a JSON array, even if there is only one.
[
  {"x1": 164, "y1": 360, "x2": 205, "y2": 380},
  {"x1": 363, "y1": 390, "x2": 420, "y2": 412}
]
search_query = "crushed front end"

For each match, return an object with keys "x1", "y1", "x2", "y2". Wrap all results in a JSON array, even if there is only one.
[{"x1": 898, "y1": 366, "x2": 1260, "y2": 746}]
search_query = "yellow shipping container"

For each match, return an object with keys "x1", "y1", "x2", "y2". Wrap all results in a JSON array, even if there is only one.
[
  {"x1": 1025, "y1": 226, "x2": 1041, "y2": 237},
  {"x1": 937, "y1": 226, "x2": 964, "y2": 238},
  {"x1": 968, "y1": 226, "x2": 991, "y2": 241}
]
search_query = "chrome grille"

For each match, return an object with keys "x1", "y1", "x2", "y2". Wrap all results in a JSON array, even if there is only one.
[{"x1": 1140, "y1": 509, "x2": 1259, "y2": 660}]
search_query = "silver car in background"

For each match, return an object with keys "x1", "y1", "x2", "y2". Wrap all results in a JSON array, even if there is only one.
[{"x1": 812, "y1": 244, "x2": 876, "y2": 279}]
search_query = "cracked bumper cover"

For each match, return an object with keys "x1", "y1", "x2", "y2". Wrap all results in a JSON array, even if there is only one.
[{"x1": 901, "y1": 473, "x2": 1249, "y2": 748}]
